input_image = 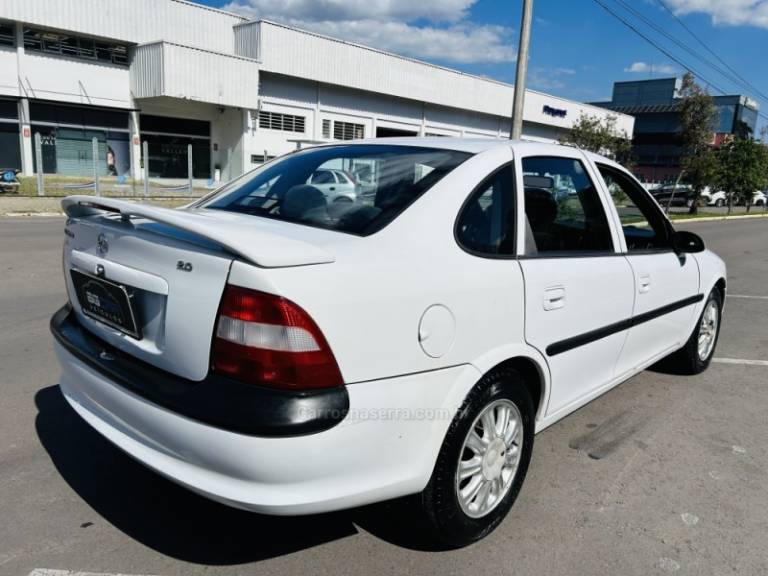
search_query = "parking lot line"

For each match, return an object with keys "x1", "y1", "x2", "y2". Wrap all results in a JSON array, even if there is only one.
[
  {"x1": 728, "y1": 294, "x2": 768, "y2": 300},
  {"x1": 713, "y1": 357, "x2": 768, "y2": 366}
]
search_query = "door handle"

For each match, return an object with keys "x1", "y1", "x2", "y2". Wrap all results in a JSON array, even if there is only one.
[
  {"x1": 543, "y1": 286, "x2": 566, "y2": 311},
  {"x1": 329, "y1": 186, "x2": 336, "y2": 191},
  {"x1": 639, "y1": 274, "x2": 651, "y2": 293}
]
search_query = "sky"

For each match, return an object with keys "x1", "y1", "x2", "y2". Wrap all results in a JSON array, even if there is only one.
[{"x1": 197, "y1": 0, "x2": 768, "y2": 132}]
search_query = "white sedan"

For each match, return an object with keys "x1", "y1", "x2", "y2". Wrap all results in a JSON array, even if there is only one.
[
  {"x1": 52, "y1": 139, "x2": 726, "y2": 546},
  {"x1": 307, "y1": 168, "x2": 357, "y2": 203},
  {"x1": 707, "y1": 189, "x2": 766, "y2": 207}
]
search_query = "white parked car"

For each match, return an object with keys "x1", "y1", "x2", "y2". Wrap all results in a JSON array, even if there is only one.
[
  {"x1": 52, "y1": 140, "x2": 726, "y2": 546},
  {"x1": 307, "y1": 168, "x2": 357, "y2": 203},
  {"x1": 705, "y1": 189, "x2": 727, "y2": 207},
  {"x1": 706, "y1": 189, "x2": 765, "y2": 207}
]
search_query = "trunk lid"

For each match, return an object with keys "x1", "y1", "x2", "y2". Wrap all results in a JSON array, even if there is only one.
[{"x1": 61, "y1": 196, "x2": 335, "y2": 381}]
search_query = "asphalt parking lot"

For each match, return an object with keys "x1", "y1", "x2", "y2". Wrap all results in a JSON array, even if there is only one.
[{"x1": 1, "y1": 216, "x2": 767, "y2": 576}]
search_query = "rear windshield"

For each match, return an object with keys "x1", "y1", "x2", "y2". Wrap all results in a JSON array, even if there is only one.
[{"x1": 202, "y1": 145, "x2": 472, "y2": 235}]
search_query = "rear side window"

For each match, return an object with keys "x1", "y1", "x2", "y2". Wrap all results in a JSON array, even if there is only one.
[
  {"x1": 522, "y1": 156, "x2": 614, "y2": 255},
  {"x1": 598, "y1": 164, "x2": 672, "y2": 251},
  {"x1": 311, "y1": 170, "x2": 335, "y2": 184},
  {"x1": 204, "y1": 145, "x2": 471, "y2": 236},
  {"x1": 456, "y1": 165, "x2": 516, "y2": 256}
]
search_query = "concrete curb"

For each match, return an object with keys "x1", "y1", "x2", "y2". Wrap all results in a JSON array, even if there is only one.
[{"x1": 669, "y1": 213, "x2": 768, "y2": 224}]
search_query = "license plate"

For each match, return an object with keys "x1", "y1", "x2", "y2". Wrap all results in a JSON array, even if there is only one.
[{"x1": 70, "y1": 269, "x2": 142, "y2": 339}]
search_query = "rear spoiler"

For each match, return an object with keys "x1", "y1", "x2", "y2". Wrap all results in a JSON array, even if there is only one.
[{"x1": 61, "y1": 196, "x2": 336, "y2": 268}]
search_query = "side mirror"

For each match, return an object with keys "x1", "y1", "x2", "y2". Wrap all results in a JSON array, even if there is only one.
[{"x1": 672, "y1": 230, "x2": 705, "y2": 253}]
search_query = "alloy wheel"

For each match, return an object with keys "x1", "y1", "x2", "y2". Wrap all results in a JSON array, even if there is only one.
[
  {"x1": 455, "y1": 399, "x2": 523, "y2": 518},
  {"x1": 697, "y1": 300, "x2": 719, "y2": 361}
]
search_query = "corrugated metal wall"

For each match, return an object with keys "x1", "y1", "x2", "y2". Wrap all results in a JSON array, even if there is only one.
[
  {"x1": 3, "y1": 0, "x2": 245, "y2": 54},
  {"x1": 233, "y1": 22, "x2": 260, "y2": 60},
  {"x1": 130, "y1": 43, "x2": 164, "y2": 99},
  {"x1": 131, "y1": 42, "x2": 259, "y2": 110},
  {"x1": 258, "y1": 22, "x2": 514, "y2": 120}
]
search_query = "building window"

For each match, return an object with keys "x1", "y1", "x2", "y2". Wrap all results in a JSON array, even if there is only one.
[
  {"x1": 23, "y1": 27, "x2": 129, "y2": 66},
  {"x1": 257, "y1": 111, "x2": 306, "y2": 133},
  {"x1": 333, "y1": 121, "x2": 365, "y2": 140},
  {"x1": 0, "y1": 22, "x2": 14, "y2": 47},
  {"x1": 322, "y1": 119, "x2": 331, "y2": 139},
  {"x1": 251, "y1": 154, "x2": 276, "y2": 164}
]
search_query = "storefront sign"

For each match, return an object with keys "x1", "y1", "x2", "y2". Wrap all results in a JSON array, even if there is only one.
[{"x1": 543, "y1": 105, "x2": 567, "y2": 118}]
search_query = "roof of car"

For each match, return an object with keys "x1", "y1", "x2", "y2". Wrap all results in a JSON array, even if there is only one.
[
  {"x1": 345, "y1": 137, "x2": 522, "y2": 154},
  {"x1": 337, "y1": 137, "x2": 615, "y2": 160}
]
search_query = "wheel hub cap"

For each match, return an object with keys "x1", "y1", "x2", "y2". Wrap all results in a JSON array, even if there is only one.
[
  {"x1": 455, "y1": 399, "x2": 523, "y2": 518},
  {"x1": 482, "y1": 438, "x2": 507, "y2": 480},
  {"x1": 697, "y1": 300, "x2": 719, "y2": 361}
]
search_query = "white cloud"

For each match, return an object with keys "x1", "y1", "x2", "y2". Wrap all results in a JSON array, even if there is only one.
[
  {"x1": 223, "y1": 0, "x2": 516, "y2": 64},
  {"x1": 223, "y1": 0, "x2": 475, "y2": 23},
  {"x1": 624, "y1": 61, "x2": 677, "y2": 74},
  {"x1": 664, "y1": 0, "x2": 768, "y2": 28}
]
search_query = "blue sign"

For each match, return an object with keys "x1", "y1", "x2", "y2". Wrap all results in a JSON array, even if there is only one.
[
  {"x1": 2, "y1": 170, "x2": 15, "y2": 183},
  {"x1": 543, "y1": 105, "x2": 568, "y2": 118}
]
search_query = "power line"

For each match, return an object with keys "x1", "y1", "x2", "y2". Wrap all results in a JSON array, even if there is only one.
[
  {"x1": 591, "y1": 0, "x2": 768, "y2": 125},
  {"x1": 591, "y1": 0, "x2": 728, "y2": 93},
  {"x1": 612, "y1": 0, "x2": 767, "y2": 102},
  {"x1": 653, "y1": 0, "x2": 768, "y2": 104}
]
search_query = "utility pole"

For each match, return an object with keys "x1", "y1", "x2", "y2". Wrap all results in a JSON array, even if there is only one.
[{"x1": 510, "y1": 0, "x2": 534, "y2": 140}]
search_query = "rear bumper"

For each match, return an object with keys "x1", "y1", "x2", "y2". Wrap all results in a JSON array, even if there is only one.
[
  {"x1": 52, "y1": 305, "x2": 481, "y2": 515},
  {"x1": 50, "y1": 304, "x2": 348, "y2": 437}
]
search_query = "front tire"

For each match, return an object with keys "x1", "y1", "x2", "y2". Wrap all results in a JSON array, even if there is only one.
[
  {"x1": 665, "y1": 288, "x2": 722, "y2": 374},
  {"x1": 420, "y1": 367, "x2": 534, "y2": 547},
  {"x1": 715, "y1": 198, "x2": 725, "y2": 208}
]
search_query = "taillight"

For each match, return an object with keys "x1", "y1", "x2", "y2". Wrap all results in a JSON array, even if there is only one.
[{"x1": 211, "y1": 285, "x2": 343, "y2": 390}]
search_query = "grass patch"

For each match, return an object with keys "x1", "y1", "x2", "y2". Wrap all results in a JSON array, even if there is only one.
[{"x1": 667, "y1": 211, "x2": 768, "y2": 220}]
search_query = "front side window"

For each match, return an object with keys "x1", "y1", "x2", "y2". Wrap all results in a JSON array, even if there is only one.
[
  {"x1": 598, "y1": 164, "x2": 671, "y2": 251},
  {"x1": 204, "y1": 145, "x2": 471, "y2": 236},
  {"x1": 456, "y1": 165, "x2": 515, "y2": 256},
  {"x1": 522, "y1": 156, "x2": 613, "y2": 255}
]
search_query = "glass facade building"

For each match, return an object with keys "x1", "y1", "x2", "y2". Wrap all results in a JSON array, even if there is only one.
[
  {"x1": 592, "y1": 78, "x2": 760, "y2": 183},
  {"x1": 0, "y1": 99, "x2": 21, "y2": 170},
  {"x1": 29, "y1": 103, "x2": 131, "y2": 177}
]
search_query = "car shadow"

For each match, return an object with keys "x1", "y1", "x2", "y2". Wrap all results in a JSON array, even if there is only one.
[{"x1": 34, "y1": 385, "x2": 444, "y2": 565}]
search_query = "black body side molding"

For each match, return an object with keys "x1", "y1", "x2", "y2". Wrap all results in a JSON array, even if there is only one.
[{"x1": 546, "y1": 294, "x2": 704, "y2": 357}]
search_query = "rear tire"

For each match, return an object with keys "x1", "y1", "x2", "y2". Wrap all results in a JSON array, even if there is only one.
[
  {"x1": 420, "y1": 367, "x2": 534, "y2": 547},
  {"x1": 664, "y1": 288, "x2": 722, "y2": 375}
]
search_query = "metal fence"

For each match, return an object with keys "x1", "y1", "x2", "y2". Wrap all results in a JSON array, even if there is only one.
[{"x1": 31, "y1": 134, "x2": 209, "y2": 198}]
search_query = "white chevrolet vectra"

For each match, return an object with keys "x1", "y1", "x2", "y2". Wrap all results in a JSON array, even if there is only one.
[{"x1": 52, "y1": 139, "x2": 726, "y2": 546}]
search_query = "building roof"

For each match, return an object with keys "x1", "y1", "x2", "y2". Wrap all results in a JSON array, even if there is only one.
[{"x1": 593, "y1": 103, "x2": 682, "y2": 114}]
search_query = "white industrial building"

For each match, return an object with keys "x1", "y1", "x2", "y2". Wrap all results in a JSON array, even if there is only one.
[{"x1": 0, "y1": 0, "x2": 634, "y2": 181}]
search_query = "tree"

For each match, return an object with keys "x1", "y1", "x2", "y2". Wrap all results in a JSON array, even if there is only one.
[
  {"x1": 714, "y1": 137, "x2": 768, "y2": 213},
  {"x1": 560, "y1": 113, "x2": 633, "y2": 166},
  {"x1": 678, "y1": 72, "x2": 719, "y2": 214}
]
